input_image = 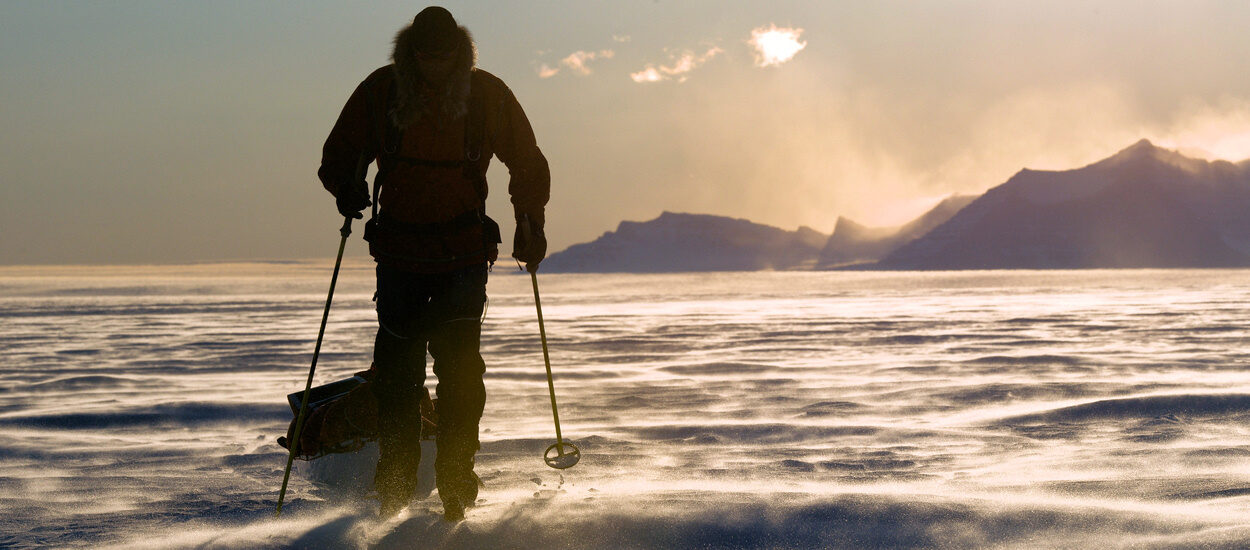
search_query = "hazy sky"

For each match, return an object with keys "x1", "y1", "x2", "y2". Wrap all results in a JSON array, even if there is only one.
[{"x1": 4, "y1": 1, "x2": 1250, "y2": 265}]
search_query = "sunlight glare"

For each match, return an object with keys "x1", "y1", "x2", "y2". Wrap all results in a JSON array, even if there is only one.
[
  {"x1": 749, "y1": 24, "x2": 807, "y2": 67},
  {"x1": 630, "y1": 66, "x2": 664, "y2": 83}
]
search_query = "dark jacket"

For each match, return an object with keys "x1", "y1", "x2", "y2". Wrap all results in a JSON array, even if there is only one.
[{"x1": 319, "y1": 23, "x2": 549, "y2": 272}]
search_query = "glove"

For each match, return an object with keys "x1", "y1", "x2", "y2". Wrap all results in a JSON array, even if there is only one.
[
  {"x1": 336, "y1": 180, "x2": 371, "y2": 219},
  {"x1": 512, "y1": 213, "x2": 547, "y2": 273}
]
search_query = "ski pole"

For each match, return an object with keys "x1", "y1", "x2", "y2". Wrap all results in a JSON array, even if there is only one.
[
  {"x1": 529, "y1": 270, "x2": 580, "y2": 469},
  {"x1": 275, "y1": 155, "x2": 368, "y2": 516}
]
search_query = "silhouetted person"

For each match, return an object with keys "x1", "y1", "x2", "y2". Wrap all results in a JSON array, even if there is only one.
[{"x1": 318, "y1": 6, "x2": 549, "y2": 520}]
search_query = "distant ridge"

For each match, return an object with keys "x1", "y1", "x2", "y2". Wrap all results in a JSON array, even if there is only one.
[
  {"x1": 818, "y1": 195, "x2": 977, "y2": 268},
  {"x1": 543, "y1": 140, "x2": 1250, "y2": 272},
  {"x1": 540, "y1": 212, "x2": 827, "y2": 272},
  {"x1": 876, "y1": 139, "x2": 1250, "y2": 269}
]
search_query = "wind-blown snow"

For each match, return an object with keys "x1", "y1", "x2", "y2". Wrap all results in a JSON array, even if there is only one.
[{"x1": 2, "y1": 263, "x2": 1250, "y2": 548}]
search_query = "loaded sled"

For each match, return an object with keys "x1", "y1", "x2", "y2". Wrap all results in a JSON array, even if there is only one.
[{"x1": 277, "y1": 364, "x2": 437, "y2": 461}]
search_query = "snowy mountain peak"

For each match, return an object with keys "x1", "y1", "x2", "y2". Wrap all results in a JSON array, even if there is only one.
[
  {"x1": 1093, "y1": 138, "x2": 1209, "y2": 173},
  {"x1": 879, "y1": 139, "x2": 1250, "y2": 269},
  {"x1": 1121, "y1": 137, "x2": 1157, "y2": 154}
]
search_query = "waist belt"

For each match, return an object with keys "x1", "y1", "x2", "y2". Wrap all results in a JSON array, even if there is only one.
[
  {"x1": 370, "y1": 209, "x2": 483, "y2": 237},
  {"x1": 388, "y1": 156, "x2": 473, "y2": 169}
]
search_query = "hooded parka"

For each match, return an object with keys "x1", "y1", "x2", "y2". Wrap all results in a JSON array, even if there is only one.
[{"x1": 319, "y1": 20, "x2": 550, "y2": 273}]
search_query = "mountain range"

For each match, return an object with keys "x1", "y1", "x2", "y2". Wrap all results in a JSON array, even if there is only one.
[
  {"x1": 539, "y1": 212, "x2": 827, "y2": 272},
  {"x1": 879, "y1": 139, "x2": 1250, "y2": 269},
  {"x1": 542, "y1": 140, "x2": 1250, "y2": 272}
]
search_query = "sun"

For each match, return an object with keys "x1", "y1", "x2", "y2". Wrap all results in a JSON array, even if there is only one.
[{"x1": 749, "y1": 24, "x2": 807, "y2": 67}]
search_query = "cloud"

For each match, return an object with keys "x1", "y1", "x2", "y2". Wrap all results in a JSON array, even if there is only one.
[
  {"x1": 563, "y1": 49, "x2": 615, "y2": 75},
  {"x1": 612, "y1": 34, "x2": 631, "y2": 43},
  {"x1": 630, "y1": 47, "x2": 723, "y2": 84},
  {"x1": 1153, "y1": 98, "x2": 1250, "y2": 162},
  {"x1": 624, "y1": 70, "x2": 1185, "y2": 233},
  {"x1": 539, "y1": 49, "x2": 616, "y2": 78},
  {"x1": 537, "y1": 64, "x2": 561, "y2": 79},
  {"x1": 748, "y1": 24, "x2": 807, "y2": 67},
  {"x1": 629, "y1": 66, "x2": 663, "y2": 83}
]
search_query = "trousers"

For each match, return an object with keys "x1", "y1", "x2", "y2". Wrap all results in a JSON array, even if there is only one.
[{"x1": 371, "y1": 262, "x2": 487, "y2": 507}]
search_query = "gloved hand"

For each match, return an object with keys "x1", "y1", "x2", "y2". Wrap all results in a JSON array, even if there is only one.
[
  {"x1": 512, "y1": 213, "x2": 546, "y2": 273},
  {"x1": 336, "y1": 180, "x2": 371, "y2": 219}
]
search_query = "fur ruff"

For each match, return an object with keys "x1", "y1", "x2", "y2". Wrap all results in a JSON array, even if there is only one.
[{"x1": 391, "y1": 23, "x2": 477, "y2": 129}]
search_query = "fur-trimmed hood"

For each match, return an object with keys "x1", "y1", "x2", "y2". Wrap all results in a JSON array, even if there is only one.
[{"x1": 391, "y1": 21, "x2": 477, "y2": 128}]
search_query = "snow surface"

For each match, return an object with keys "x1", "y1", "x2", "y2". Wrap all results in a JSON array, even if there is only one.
[{"x1": 3, "y1": 262, "x2": 1250, "y2": 548}]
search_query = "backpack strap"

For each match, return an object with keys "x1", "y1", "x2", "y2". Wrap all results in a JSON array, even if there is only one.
[
  {"x1": 462, "y1": 77, "x2": 488, "y2": 209},
  {"x1": 372, "y1": 79, "x2": 399, "y2": 223}
]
